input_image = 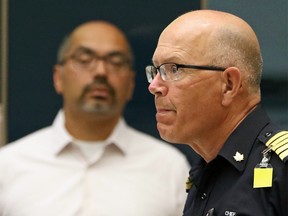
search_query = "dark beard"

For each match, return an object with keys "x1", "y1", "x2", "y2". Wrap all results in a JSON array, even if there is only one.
[{"x1": 79, "y1": 77, "x2": 117, "y2": 114}]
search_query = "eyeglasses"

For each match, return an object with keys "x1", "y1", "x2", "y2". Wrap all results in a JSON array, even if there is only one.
[
  {"x1": 60, "y1": 47, "x2": 131, "y2": 73},
  {"x1": 145, "y1": 63, "x2": 226, "y2": 83}
]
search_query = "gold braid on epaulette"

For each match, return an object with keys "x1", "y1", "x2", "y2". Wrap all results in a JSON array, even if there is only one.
[{"x1": 265, "y1": 131, "x2": 288, "y2": 162}]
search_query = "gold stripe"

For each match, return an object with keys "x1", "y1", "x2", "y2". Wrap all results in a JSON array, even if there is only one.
[
  {"x1": 266, "y1": 131, "x2": 288, "y2": 147},
  {"x1": 279, "y1": 150, "x2": 288, "y2": 161},
  {"x1": 275, "y1": 143, "x2": 288, "y2": 155},
  {"x1": 271, "y1": 139, "x2": 288, "y2": 151},
  {"x1": 266, "y1": 131, "x2": 288, "y2": 161}
]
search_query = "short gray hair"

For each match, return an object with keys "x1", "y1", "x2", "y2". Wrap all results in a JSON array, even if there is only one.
[
  {"x1": 210, "y1": 28, "x2": 263, "y2": 93},
  {"x1": 56, "y1": 33, "x2": 73, "y2": 64}
]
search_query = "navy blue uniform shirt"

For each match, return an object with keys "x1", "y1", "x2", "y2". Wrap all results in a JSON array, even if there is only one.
[{"x1": 183, "y1": 106, "x2": 288, "y2": 216}]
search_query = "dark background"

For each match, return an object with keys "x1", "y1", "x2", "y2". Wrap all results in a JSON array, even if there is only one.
[{"x1": 7, "y1": 0, "x2": 288, "y2": 165}]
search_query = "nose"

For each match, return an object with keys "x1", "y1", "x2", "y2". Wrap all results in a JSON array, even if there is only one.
[
  {"x1": 148, "y1": 73, "x2": 168, "y2": 96},
  {"x1": 91, "y1": 59, "x2": 108, "y2": 77}
]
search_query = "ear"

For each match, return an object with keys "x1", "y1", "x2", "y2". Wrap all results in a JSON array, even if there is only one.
[
  {"x1": 53, "y1": 65, "x2": 63, "y2": 94},
  {"x1": 221, "y1": 67, "x2": 242, "y2": 106}
]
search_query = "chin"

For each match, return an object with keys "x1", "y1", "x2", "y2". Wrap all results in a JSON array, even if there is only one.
[
  {"x1": 158, "y1": 126, "x2": 185, "y2": 145},
  {"x1": 81, "y1": 102, "x2": 109, "y2": 113},
  {"x1": 160, "y1": 135, "x2": 183, "y2": 146},
  {"x1": 158, "y1": 126, "x2": 175, "y2": 143}
]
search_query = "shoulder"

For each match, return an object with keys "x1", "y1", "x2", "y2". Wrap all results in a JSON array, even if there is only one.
[
  {"x1": 0, "y1": 126, "x2": 52, "y2": 158},
  {"x1": 257, "y1": 123, "x2": 288, "y2": 164}
]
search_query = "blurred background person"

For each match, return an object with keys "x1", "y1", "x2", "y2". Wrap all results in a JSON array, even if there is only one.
[{"x1": 0, "y1": 21, "x2": 190, "y2": 216}]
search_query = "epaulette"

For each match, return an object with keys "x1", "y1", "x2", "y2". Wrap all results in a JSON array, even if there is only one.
[{"x1": 265, "y1": 131, "x2": 288, "y2": 163}]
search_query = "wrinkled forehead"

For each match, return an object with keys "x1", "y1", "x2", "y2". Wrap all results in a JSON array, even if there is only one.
[{"x1": 153, "y1": 22, "x2": 215, "y2": 65}]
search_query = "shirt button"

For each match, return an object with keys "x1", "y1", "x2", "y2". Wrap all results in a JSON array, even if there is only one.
[{"x1": 201, "y1": 192, "x2": 207, "y2": 200}]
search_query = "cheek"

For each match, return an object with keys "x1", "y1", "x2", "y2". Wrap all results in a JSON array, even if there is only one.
[
  {"x1": 61, "y1": 72, "x2": 88, "y2": 98},
  {"x1": 173, "y1": 94, "x2": 197, "y2": 129},
  {"x1": 172, "y1": 80, "x2": 222, "y2": 136},
  {"x1": 109, "y1": 76, "x2": 134, "y2": 102}
]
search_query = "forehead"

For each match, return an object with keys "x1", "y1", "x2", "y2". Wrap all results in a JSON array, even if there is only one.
[
  {"x1": 153, "y1": 18, "x2": 217, "y2": 65},
  {"x1": 69, "y1": 24, "x2": 130, "y2": 54},
  {"x1": 152, "y1": 44, "x2": 191, "y2": 65}
]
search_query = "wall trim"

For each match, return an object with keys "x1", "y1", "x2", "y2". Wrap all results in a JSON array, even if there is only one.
[{"x1": 0, "y1": 0, "x2": 8, "y2": 146}]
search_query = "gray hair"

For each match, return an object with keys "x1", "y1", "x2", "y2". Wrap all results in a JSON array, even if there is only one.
[
  {"x1": 210, "y1": 28, "x2": 263, "y2": 93},
  {"x1": 56, "y1": 34, "x2": 73, "y2": 64}
]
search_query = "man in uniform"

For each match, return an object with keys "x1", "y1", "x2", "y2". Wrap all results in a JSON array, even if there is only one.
[{"x1": 146, "y1": 10, "x2": 288, "y2": 215}]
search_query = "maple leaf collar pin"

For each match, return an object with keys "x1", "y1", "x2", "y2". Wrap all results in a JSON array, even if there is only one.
[{"x1": 233, "y1": 151, "x2": 244, "y2": 162}]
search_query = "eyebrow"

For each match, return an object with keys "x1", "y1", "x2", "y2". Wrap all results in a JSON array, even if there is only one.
[
  {"x1": 73, "y1": 46, "x2": 128, "y2": 57},
  {"x1": 152, "y1": 56, "x2": 183, "y2": 67},
  {"x1": 72, "y1": 46, "x2": 95, "y2": 55}
]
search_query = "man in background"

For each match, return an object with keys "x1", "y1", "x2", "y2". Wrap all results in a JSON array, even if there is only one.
[
  {"x1": 0, "y1": 21, "x2": 190, "y2": 216},
  {"x1": 146, "y1": 10, "x2": 287, "y2": 216}
]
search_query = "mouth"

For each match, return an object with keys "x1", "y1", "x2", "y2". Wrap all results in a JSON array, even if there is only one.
[
  {"x1": 155, "y1": 107, "x2": 175, "y2": 123},
  {"x1": 84, "y1": 85, "x2": 111, "y2": 101}
]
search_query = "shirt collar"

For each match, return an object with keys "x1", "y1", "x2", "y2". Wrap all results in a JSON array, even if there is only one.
[
  {"x1": 50, "y1": 110, "x2": 131, "y2": 156},
  {"x1": 50, "y1": 110, "x2": 73, "y2": 155},
  {"x1": 105, "y1": 118, "x2": 132, "y2": 155},
  {"x1": 218, "y1": 105, "x2": 271, "y2": 172}
]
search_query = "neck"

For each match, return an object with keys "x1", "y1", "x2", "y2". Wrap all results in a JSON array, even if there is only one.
[
  {"x1": 64, "y1": 109, "x2": 120, "y2": 141},
  {"x1": 191, "y1": 100, "x2": 260, "y2": 163}
]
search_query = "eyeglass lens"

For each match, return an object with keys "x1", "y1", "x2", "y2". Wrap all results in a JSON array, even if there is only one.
[{"x1": 69, "y1": 47, "x2": 130, "y2": 72}]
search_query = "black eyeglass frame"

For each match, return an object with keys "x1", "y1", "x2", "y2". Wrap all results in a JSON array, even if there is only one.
[
  {"x1": 167, "y1": 63, "x2": 226, "y2": 71},
  {"x1": 146, "y1": 63, "x2": 227, "y2": 83}
]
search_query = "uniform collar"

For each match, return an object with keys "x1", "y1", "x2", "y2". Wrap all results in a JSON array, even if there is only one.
[
  {"x1": 50, "y1": 110, "x2": 131, "y2": 156},
  {"x1": 217, "y1": 105, "x2": 271, "y2": 172}
]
